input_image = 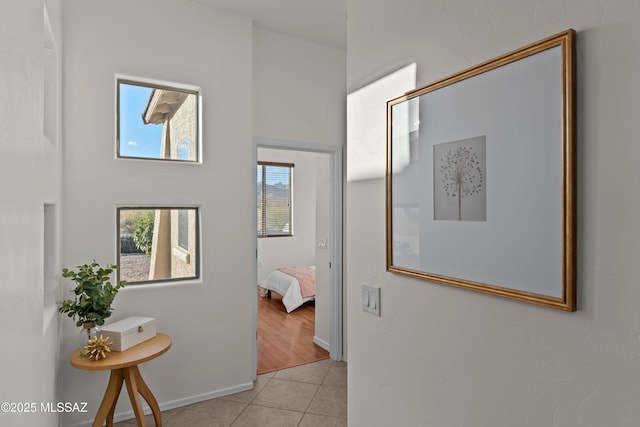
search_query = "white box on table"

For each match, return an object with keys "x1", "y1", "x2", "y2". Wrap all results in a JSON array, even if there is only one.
[{"x1": 100, "y1": 316, "x2": 156, "y2": 351}]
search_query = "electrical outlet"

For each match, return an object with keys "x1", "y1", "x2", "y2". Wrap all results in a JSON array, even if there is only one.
[{"x1": 361, "y1": 283, "x2": 381, "y2": 316}]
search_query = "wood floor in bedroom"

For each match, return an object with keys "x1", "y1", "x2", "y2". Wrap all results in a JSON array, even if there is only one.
[{"x1": 257, "y1": 289, "x2": 330, "y2": 375}]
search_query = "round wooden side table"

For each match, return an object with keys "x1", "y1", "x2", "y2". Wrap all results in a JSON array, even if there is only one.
[{"x1": 70, "y1": 333, "x2": 172, "y2": 427}]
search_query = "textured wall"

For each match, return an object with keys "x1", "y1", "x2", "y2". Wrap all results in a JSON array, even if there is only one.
[
  {"x1": 62, "y1": 1, "x2": 254, "y2": 424},
  {"x1": 0, "y1": 0, "x2": 63, "y2": 426},
  {"x1": 347, "y1": 1, "x2": 640, "y2": 426}
]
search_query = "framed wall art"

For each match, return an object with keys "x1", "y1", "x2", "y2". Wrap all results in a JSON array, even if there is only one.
[{"x1": 386, "y1": 29, "x2": 576, "y2": 311}]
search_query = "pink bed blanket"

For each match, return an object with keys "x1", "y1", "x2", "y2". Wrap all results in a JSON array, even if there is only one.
[{"x1": 277, "y1": 266, "x2": 316, "y2": 298}]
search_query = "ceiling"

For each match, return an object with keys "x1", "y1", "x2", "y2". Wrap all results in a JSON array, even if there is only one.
[{"x1": 193, "y1": 0, "x2": 347, "y2": 49}]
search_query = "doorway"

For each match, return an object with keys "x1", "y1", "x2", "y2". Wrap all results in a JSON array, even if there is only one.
[{"x1": 252, "y1": 138, "x2": 343, "y2": 377}]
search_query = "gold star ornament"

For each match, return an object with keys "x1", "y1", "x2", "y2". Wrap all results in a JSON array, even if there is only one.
[{"x1": 84, "y1": 335, "x2": 113, "y2": 361}]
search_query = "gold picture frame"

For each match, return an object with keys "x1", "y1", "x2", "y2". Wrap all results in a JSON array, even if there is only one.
[{"x1": 386, "y1": 29, "x2": 576, "y2": 311}]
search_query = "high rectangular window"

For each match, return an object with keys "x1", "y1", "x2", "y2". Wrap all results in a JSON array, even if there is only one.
[
  {"x1": 257, "y1": 162, "x2": 293, "y2": 237},
  {"x1": 117, "y1": 79, "x2": 199, "y2": 162}
]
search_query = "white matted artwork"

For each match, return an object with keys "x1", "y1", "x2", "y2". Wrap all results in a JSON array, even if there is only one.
[
  {"x1": 386, "y1": 30, "x2": 576, "y2": 311},
  {"x1": 433, "y1": 136, "x2": 486, "y2": 222}
]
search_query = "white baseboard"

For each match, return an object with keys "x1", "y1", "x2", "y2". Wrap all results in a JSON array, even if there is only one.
[
  {"x1": 67, "y1": 381, "x2": 254, "y2": 427},
  {"x1": 313, "y1": 335, "x2": 330, "y2": 352}
]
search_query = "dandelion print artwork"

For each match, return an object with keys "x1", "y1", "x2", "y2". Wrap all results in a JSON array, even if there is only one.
[{"x1": 434, "y1": 136, "x2": 486, "y2": 221}]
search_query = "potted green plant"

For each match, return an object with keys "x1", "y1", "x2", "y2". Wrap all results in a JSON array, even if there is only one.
[{"x1": 58, "y1": 261, "x2": 126, "y2": 353}]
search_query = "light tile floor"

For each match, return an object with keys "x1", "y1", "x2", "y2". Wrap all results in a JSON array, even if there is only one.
[{"x1": 114, "y1": 359, "x2": 347, "y2": 426}]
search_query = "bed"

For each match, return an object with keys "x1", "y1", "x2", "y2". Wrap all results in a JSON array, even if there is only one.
[{"x1": 260, "y1": 266, "x2": 316, "y2": 313}]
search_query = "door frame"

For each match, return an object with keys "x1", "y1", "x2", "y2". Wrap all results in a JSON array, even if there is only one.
[{"x1": 252, "y1": 137, "x2": 344, "y2": 377}]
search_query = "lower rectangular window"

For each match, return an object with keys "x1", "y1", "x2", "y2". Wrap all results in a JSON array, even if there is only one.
[{"x1": 118, "y1": 207, "x2": 199, "y2": 284}]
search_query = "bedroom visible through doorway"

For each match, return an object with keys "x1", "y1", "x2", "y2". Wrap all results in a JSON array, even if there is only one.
[{"x1": 256, "y1": 145, "x2": 338, "y2": 374}]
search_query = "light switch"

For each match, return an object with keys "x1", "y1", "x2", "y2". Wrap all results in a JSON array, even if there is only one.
[{"x1": 361, "y1": 283, "x2": 381, "y2": 316}]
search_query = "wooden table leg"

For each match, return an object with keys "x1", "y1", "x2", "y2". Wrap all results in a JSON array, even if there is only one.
[
  {"x1": 132, "y1": 365, "x2": 163, "y2": 426},
  {"x1": 93, "y1": 369, "x2": 124, "y2": 427},
  {"x1": 123, "y1": 366, "x2": 146, "y2": 426}
]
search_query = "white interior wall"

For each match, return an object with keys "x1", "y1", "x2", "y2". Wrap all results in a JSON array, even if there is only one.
[
  {"x1": 347, "y1": 1, "x2": 640, "y2": 426},
  {"x1": 0, "y1": 0, "x2": 63, "y2": 426},
  {"x1": 61, "y1": 1, "x2": 254, "y2": 425},
  {"x1": 252, "y1": 27, "x2": 346, "y2": 356},
  {"x1": 252, "y1": 28, "x2": 345, "y2": 147}
]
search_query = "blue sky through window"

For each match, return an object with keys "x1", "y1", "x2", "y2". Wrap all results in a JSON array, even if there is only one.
[
  {"x1": 119, "y1": 83, "x2": 163, "y2": 158},
  {"x1": 265, "y1": 165, "x2": 289, "y2": 186},
  {"x1": 257, "y1": 166, "x2": 290, "y2": 187}
]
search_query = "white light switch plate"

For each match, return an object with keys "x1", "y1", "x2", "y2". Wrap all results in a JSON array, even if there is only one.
[{"x1": 362, "y1": 283, "x2": 381, "y2": 316}]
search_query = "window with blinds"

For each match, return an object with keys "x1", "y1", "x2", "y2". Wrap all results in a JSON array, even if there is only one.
[{"x1": 257, "y1": 161, "x2": 293, "y2": 237}]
